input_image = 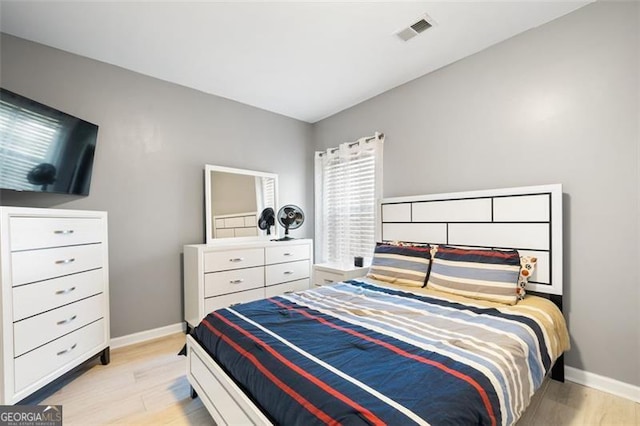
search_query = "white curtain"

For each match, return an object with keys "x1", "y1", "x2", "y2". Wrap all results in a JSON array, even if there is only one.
[{"x1": 315, "y1": 132, "x2": 384, "y2": 265}]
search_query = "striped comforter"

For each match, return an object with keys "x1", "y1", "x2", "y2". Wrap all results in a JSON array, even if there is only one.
[{"x1": 193, "y1": 279, "x2": 568, "y2": 426}]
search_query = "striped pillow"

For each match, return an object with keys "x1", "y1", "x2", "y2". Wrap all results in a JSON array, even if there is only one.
[
  {"x1": 366, "y1": 243, "x2": 431, "y2": 287},
  {"x1": 427, "y1": 246, "x2": 521, "y2": 305}
]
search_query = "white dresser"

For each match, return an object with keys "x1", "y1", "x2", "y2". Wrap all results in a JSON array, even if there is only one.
[
  {"x1": 0, "y1": 207, "x2": 110, "y2": 404},
  {"x1": 184, "y1": 239, "x2": 313, "y2": 329}
]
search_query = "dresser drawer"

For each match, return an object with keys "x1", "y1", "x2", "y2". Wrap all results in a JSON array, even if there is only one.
[
  {"x1": 313, "y1": 270, "x2": 343, "y2": 286},
  {"x1": 235, "y1": 227, "x2": 258, "y2": 237},
  {"x1": 204, "y1": 248, "x2": 264, "y2": 273},
  {"x1": 224, "y1": 217, "x2": 245, "y2": 228},
  {"x1": 204, "y1": 288, "x2": 265, "y2": 314},
  {"x1": 10, "y1": 217, "x2": 103, "y2": 251},
  {"x1": 14, "y1": 319, "x2": 106, "y2": 393},
  {"x1": 313, "y1": 265, "x2": 369, "y2": 286},
  {"x1": 266, "y1": 260, "x2": 310, "y2": 286},
  {"x1": 11, "y1": 244, "x2": 103, "y2": 286},
  {"x1": 244, "y1": 215, "x2": 257, "y2": 227},
  {"x1": 13, "y1": 269, "x2": 104, "y2": 321},
  {"x1": 204, "y1": 266, "x2": 264, "y2": 297},
  {"x1": 216, "y1": 229, "x2": 234, "y2": 238},
  {"x1": 265, "y1": 279, "x2": 310, "y2": 298},
  {"x1": 265, "y1": 244, "x2": 310, "y2": 265},
  {"x1": 14, "y1": 294, "x2": 104, "y2": 357}
]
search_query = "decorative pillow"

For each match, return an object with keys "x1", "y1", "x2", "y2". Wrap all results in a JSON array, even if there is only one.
[
  {"x1": 516, "y1": 256, "x2": 538, "y2": 299},
  {"x1": 426, "y1": 245, "x2": 521, "y2": 305},
  {"x1": 366, "y1": 242, "x2": 431, "y2": 287}
]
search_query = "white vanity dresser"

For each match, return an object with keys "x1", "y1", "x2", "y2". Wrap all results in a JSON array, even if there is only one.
[
  {"x1": 184, "y1": 164, "x2": 312, "y2": 329},
  {"x1": 183, "y1": 238, "x2": 312, "y2": 329},
  {"x1": 0, "y1": 207, "x2": 110, "y2": 404}
]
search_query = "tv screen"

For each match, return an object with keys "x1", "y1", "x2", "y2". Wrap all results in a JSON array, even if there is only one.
[{"x1": 0, "y1": 88, "x2": 99, "y2": 195}]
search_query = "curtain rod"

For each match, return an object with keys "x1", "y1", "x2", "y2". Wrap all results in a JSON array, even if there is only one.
[
  {"x1": 318, "y1": 132, "x2": 384, "y2": 156},
  {"x1": 349, "y1": 132, "x2": 385, "y2": 147}
]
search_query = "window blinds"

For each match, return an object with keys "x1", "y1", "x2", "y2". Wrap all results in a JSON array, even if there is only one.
[
  {"x1": 261, "y1": 176, "x2": 275, "y2": 210},
  {"x1": 0, "y1": 99, "x2": 63, "y2": 190},
  {"x1": 315, "y1": 133, "x2": 383, "y2": 265}
]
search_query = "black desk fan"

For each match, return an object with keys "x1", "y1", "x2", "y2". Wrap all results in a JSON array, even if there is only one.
[
  {"x1": 258, "y1": 208, "x2": 275, "y2": 235},
  {"x1": 274, "y1": 205, "x2": 304, "y2": 241}
]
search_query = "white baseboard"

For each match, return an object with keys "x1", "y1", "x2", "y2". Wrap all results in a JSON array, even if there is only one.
[
  {"x1": 110, "y1": 322, "x2": 186, "y2": 349},
  {"x1": 565, "y1": 366, "x2": 640, "y2": 403}
]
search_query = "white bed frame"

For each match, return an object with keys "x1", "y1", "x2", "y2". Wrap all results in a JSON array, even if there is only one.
[{"x1": 185, "y1": 184, "x2": 564, "y2": 425}]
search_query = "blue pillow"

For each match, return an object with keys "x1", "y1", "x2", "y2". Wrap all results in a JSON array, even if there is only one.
[
  {"x1": 427, "y1": 246, "x2": 520, "y2": 304},
  {"x1": 367, "y1": 243, "x2": 431, "y2": 287}
]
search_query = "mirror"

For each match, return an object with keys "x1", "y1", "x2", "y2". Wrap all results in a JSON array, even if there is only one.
[{"x1": 205, "y1": 165, "x2": 278, "y2": 244}]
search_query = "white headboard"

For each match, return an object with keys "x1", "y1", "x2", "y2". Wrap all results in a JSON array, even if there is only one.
[{"x1": 378, "y1": 184, "x2": 563, "y2": 296}]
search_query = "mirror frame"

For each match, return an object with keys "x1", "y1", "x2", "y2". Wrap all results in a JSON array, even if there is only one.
[{"x1": 204, "y1": 164, "x2": 279, "y2": 244}]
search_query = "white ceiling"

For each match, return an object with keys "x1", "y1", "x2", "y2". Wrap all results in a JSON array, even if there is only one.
[{"x1": 0, "y1": 1, "x2": 590, "y2": 123}]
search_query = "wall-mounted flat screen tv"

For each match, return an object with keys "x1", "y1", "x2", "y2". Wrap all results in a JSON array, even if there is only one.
[{"x1": 0, "y1": 88, "x2": 99, "y2": 195}]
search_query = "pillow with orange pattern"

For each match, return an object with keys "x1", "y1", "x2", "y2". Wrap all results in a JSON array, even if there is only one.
[{"x1": 517, "y1": 256, "x2": 537, "y2": 299}]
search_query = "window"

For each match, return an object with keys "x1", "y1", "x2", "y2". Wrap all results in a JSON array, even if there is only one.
[
  {"x1": 315, "y1": 132, "x2": 384, "y2": 265},
  {"x1": 258, "y1": 176, "x2": 275, "y2": 210}
]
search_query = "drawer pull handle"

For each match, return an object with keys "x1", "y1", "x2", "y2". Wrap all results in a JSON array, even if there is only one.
[
  {"x1": 57, "y1": 315, "x2": 77, "y2": 325},
  {"x1": 284, "y1": 290, "x2": 294, "y2": 294},
  {"x1": 284, "y1": 270, "x2": 294, "y2": 275},
  {"x1": 283, "y1": 252, "x2": 293, "y2": 256},
  {"x1": 55, "y1": 286, "x2": 77, "y2": 295},
  {"x1": 55, "y1": 258, "x2": 76, "y2": 265},
  {"x1": 54, "y1": 230, "x2": 75, "y2": 235},
  {"x1": 229, "y1": 279, "x2": 244, "y2": 284},
  {"x1": 57, "y1": 343, "x2": 77, "y2": 356},
  {"x1": 229, "y1": 258, "x2": 244, "y2": 262}
]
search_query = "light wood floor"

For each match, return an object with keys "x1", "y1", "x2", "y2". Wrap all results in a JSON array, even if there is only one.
[{"x1": 23, "y1": 332, "x2": 639, "y2": 425}]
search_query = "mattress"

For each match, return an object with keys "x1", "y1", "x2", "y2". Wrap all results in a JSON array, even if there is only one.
[{"x1": 192, "y1": 279, "x2": 569, "y2": 426}]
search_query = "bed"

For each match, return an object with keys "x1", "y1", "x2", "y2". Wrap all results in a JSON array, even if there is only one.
[{"x1": 185, "y1": 184, "x2": 568, "y2": 425}]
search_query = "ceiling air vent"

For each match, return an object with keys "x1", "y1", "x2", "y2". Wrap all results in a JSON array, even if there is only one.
[
  {"x1": 411, "y1": 19, "x2": 432, "y2": 33},
  {"x1": 396, "y1": 15, "x2": 434, "y2": 42}
]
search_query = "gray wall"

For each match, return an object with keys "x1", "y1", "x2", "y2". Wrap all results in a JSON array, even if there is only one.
[
  {"x1": 2, "y1": 2, "x2": 638, "y2": 388},
  {"x1": 314, "y1": 2, "x2": 640, "y2": 386},
  {"x1": 0, "y1": 34, "x2": 314, "y2": 338}
]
